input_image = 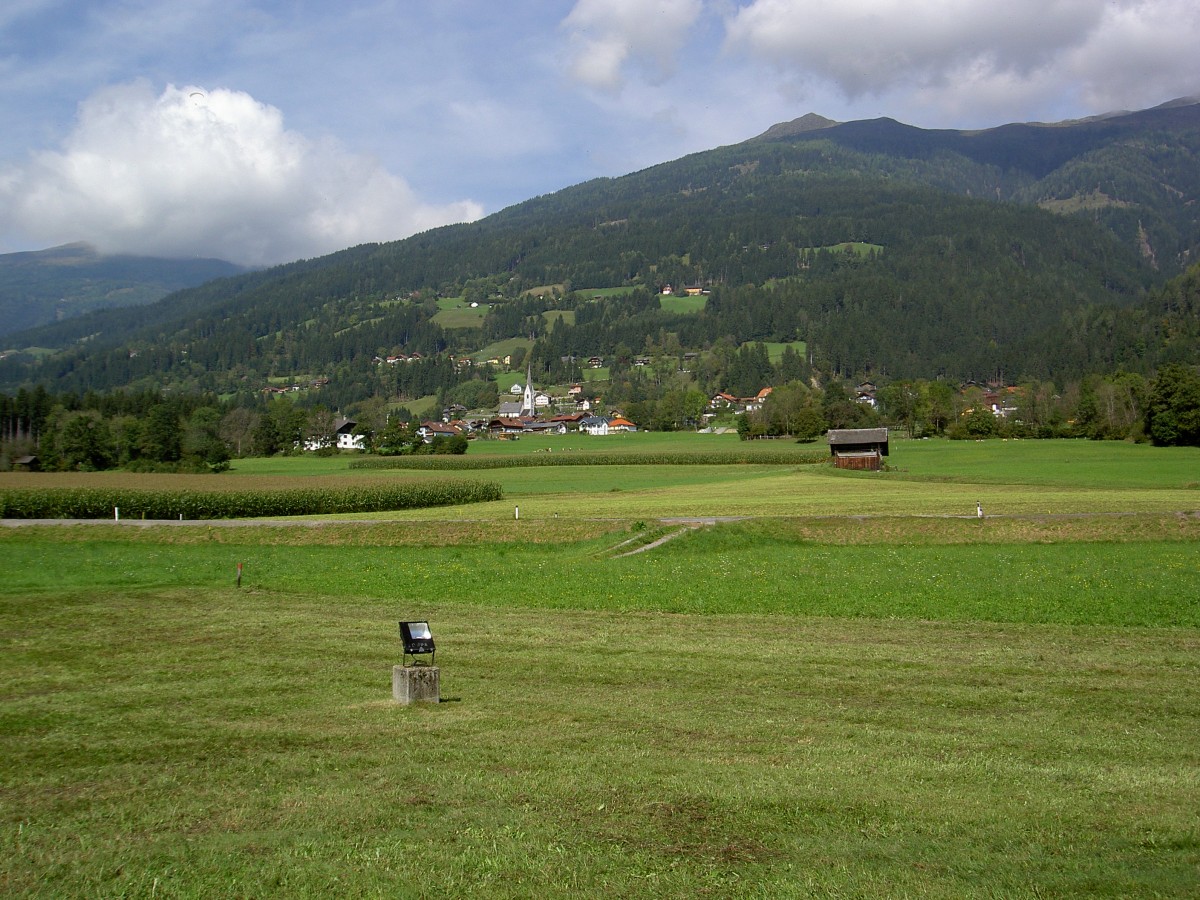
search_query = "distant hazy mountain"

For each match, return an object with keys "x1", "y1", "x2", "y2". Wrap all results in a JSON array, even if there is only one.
[
  {"x1": 3, "y1": 98, "x2": 1197, "y2": 398},
  {"x1": 0, "y1": 243, "x2": 244, "y2": 338}
]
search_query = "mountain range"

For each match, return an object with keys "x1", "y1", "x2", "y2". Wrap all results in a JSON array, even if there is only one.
[
  {"x1": 0, "y1": 243, "x2": 244, "y2": 339},
  {"x1": 2, "y1": 97, "x2": 1198, "y2": 401}
]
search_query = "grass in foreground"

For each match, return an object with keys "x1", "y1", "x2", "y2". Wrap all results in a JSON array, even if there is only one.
[
  {"x1": 2, "y1": 585, "x2": 1197, "y2": 898},
  {"x1": 3, "y1": 440, "x2": 1199, "y2": 896}
]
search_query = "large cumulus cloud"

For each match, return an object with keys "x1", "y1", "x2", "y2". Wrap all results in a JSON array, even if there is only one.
[
  {"x1": 723, "y1": 0, "x2": 1200, "y2": 120},
  {"x1": 0, "y1": 82, "x2": 482, "y2": 266}
]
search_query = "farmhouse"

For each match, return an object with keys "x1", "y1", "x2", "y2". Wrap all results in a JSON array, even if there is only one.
[
  {"x1": 333, "y1": 417, "x2": 365, "y2": 450},
  {"x1": 745, "y1": 387, "x2": 772, "y2": 412},
  {"x1": 417, "y1": 421, "x2": 463, "y2": 442},
  {"x1": 827, "y1": 428, "x2": 889, "y2": 471},
  {"x1": 549, "y1": 413, "x2": 586, "y2": 430},
  {"x1": 488, "y1": 417, "x2": 527, "y2": 435},
  {"x1": 303, "y1": 417, "x2": 364, "y2": 451}
]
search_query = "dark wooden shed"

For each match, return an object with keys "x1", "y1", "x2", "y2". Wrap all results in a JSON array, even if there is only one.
[
  {"x1": 827, "y1": 428, "x2": 889, "y2": 471},
  {"x1": 12, "y1": 455, "x2": 40, "y2": 472}
]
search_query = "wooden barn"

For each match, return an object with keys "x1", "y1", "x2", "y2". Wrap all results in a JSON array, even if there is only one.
[{"x1": 827, "y1": 428, "x2": 889, "y2": 471}]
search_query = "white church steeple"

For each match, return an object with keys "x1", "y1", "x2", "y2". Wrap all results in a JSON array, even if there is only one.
[{"x1": 520, "y1": 360, "x2": 536, "y2": 417}]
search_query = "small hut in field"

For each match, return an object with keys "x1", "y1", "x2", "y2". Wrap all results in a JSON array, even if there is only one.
[{"x1": 827, "y1": 428, "x2": 889, "y2": 471}]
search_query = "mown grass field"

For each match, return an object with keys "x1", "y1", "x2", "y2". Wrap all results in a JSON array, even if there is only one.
[{"x1": 2, "y1": 438, "x2": 1199, "y2": 897}]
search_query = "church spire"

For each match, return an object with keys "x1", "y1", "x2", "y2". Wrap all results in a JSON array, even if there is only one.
[{"x1": 521, "y1": 359, "x2": 536, "y2": 417}]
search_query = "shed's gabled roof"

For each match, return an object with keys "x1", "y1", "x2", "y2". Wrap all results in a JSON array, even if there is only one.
[{"x1": 827, "y1": 428, "x2": 889, "y2": 445}]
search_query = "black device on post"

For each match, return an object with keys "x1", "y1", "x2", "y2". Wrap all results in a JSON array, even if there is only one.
[{"x1": 399, "y1": 621, "x2": 435, "y2": 666}]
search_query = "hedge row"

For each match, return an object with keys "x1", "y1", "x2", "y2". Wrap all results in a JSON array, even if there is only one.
[
  {"x1": 348, "y1": 449, "x2": 829, "y2": 470},
  {"x1": 0, "y1": 480, "x2": 503, "y2": 519}
]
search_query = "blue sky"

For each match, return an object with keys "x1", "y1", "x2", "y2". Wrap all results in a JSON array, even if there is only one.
[{"x1": 1, "y1": 0, "x2": 1197, "y2": 265}]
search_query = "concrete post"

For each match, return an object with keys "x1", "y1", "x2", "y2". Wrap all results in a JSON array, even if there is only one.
[{"x1": 393, "y1": 665, "x2": 440, "y2": 704}]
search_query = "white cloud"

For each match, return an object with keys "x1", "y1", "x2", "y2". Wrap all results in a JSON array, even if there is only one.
[
  {"x1": 0, "y1": 82, "x2": 482, "y2": 265},
  {"x1": 723, "y1": 0, "x2": 1200, "y2": 121},
  {"x1": 1062, "y1": 1, "x2": 1200, "y2": 111},
  {"x1": 562, "y1": 0, "x2": 704, "y2": 91}
]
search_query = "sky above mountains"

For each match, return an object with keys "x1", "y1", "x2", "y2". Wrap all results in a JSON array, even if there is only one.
[{"x1": 1, "y1": 0, "x2": 1196, "y2": 266}]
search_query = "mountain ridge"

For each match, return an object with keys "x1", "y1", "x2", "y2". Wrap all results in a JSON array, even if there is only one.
[
  {"x1": 2, "y1": 97, "x2": 1197, "y2": 401},
  {"x1": 0, "y1": 242, "x2": 245, "y2": 338}
]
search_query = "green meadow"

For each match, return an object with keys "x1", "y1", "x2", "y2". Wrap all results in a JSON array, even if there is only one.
[
  {"x1": 2, "y1": 438, "x2": 1199, "y2": 897},
  {"x1": 432, "y1": 296, "x2": 488, "y2": 329},
  {"x1": 762, "y1": 340, "x2": 807, "y2": 363},
  {"x1": 658, "y1": 293, "x2": 707, "y2": 314}
]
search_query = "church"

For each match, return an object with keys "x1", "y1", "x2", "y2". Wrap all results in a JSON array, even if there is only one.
[{"x1": 496, "y1": 362, "x2": 540, "y2": 418}]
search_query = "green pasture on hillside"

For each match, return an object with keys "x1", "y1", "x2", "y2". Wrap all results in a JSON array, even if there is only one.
[
  {"x1": 761, "y1": 340, "x2": 807, "y2": 362},
  {"x1": 432, "y1": 298, "x2": 487, "y2": 328},
  {"x1": 522, "y1": 283, "x2": 566, "y2": 297},
  {"x1": 659, "y1": 293, "x2": 707, "y2": 314},
  {"x1": 3, "y1": 438, "x2": 1199, "y2": 896},
  {"x1": 542, "y1": 309, "x2": 575, "y2": 328},
  {"x1": 826, "y1": 240, "x2": 884, "y2": 256},
  {"x1": 474, "y1": 337, "x2": 532, "y2": 369},
  {"x1": 577, "y1": 286, "x2": 638, "y2": 299}
]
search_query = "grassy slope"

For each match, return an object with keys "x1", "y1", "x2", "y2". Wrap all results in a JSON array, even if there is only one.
[
  {"x1": 658, "y1": 293, "x2": 706, "y2": 314},
  {"x1": 2, "y1": 438, "x2": 1199, "y2": 897}
]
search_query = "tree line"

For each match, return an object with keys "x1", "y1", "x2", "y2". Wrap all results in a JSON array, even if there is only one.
[{"x1": 4, "y1": 357, "x2": 1196, "y2": 474}]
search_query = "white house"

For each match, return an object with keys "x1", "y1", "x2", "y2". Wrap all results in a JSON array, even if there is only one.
[
  {"x1": 305, "y1": 417, "x2": 364, "y2": 451},
  {"x1": 580, "y1": 415, "x2": 610, "y2": 436}
]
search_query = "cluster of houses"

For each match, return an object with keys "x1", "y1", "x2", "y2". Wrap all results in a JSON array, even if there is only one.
[
  {"x1": 311, "y1": 410, "x2": 640, "y2": 451},
  {"x1": 481, "y1": 367, "x2": 637, "y2": 438},
  {"x1": 375, "y1": 352, "x2": 426, "y2": 366},
  {"x1": 263, "y1": 378, "x2": 329, "y2": 395},
  {"x1": 972, "y1": 384, "x2": 1021, "y2": 418},
  {"x1": 376, "y1": 352, "x2": 482, "y2": 373},
  {"x1": 708, "y1": 387, "x2": 773, "y2": 414},
  {"x1": 301, "y1": 358, "x2": 1025, "y2": 455},
  {"x1": 310, "y1": 366, "x2": 640, "y2": 451},
  {"x1": 485, "y1": 412, "x2": 637, "y2": 438}
]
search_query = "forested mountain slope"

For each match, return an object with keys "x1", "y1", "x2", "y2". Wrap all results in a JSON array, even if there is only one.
[
  {"x1": 765, "y1": 98, "x2": 1200, "y2": 275},
  {"x1": 0, "y1": 243, "x2": 244, "y2": 338},
  {"x1": 2, "y1": 98, "x2": 1197, "y2": 400}
]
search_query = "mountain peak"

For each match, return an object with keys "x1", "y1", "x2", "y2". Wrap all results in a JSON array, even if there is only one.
[{"x1": 753, "y1": 113, "x2": 839, "y2": 142}]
